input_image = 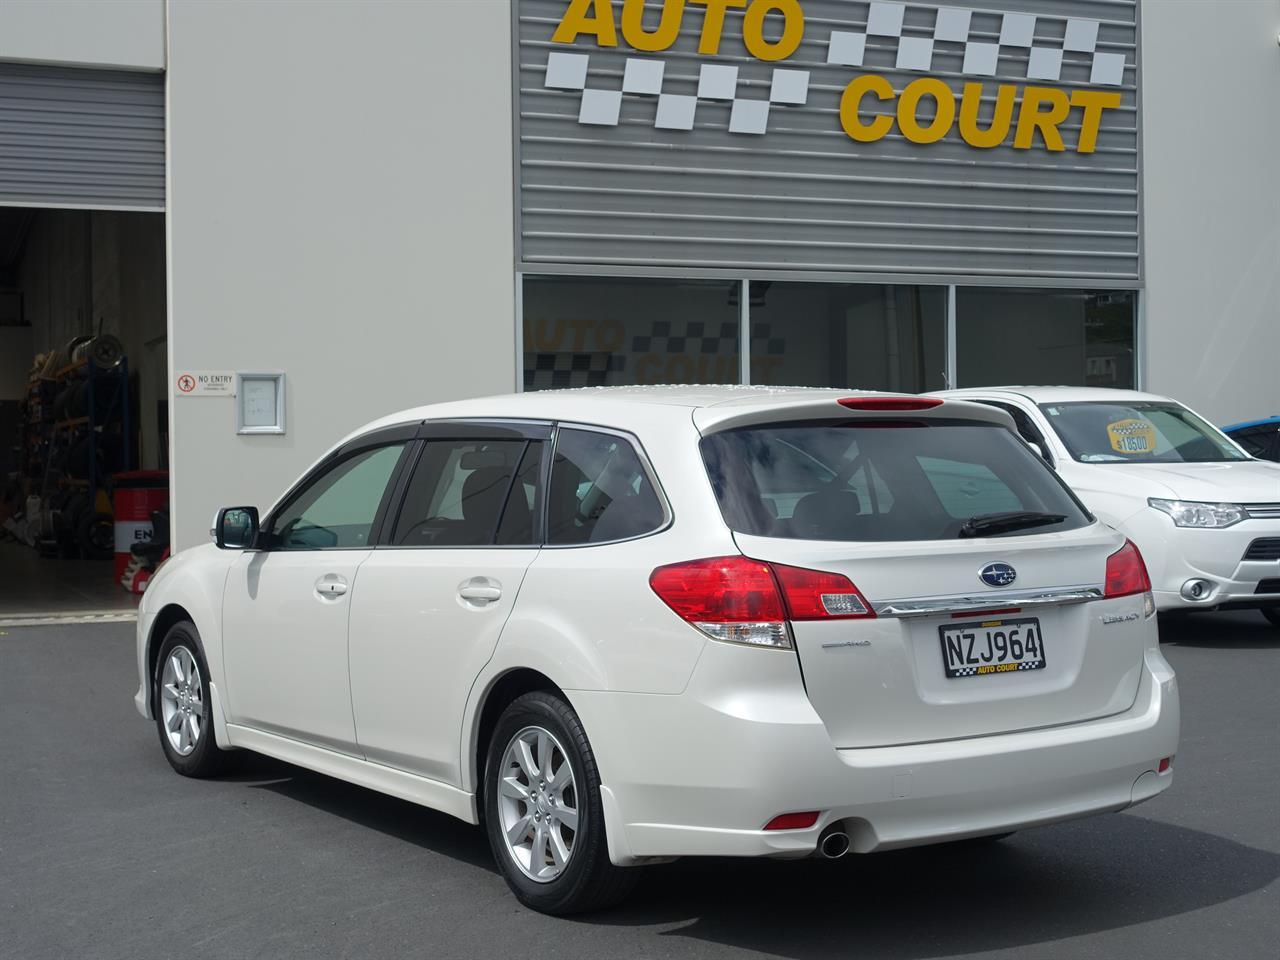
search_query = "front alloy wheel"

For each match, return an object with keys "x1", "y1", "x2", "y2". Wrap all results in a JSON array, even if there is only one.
[
  {"x1": 153, "y1": 620, "x2": 230, "y2": 777},
  {"x1": 159, "y1": 644, "x2": 204, "y2": 756}
]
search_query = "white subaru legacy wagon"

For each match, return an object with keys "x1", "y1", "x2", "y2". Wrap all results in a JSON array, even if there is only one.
[{"x1": 134, "y1": 386, "x2": 1179, "y2": 914}]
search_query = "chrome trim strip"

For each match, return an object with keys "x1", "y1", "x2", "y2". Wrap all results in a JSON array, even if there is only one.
[
  {"x1": 1244, "y1": 503, "x2": 1280, "y2": 520},
  {"x1": 875, "y1": 585, "x2": 1105, "y2": 618}
]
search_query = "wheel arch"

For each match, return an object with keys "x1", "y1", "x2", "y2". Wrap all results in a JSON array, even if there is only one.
[
  {"x1": 467, "y1": 667, "x2": 565, "y2": 807},
  {"x1": 144, "y1": 603, "x2": 196, "y2": 714}
]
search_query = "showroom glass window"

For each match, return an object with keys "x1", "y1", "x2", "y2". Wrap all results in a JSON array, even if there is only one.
[
  {"x1": 957, "y1": 289, "x2": 1136, "y2": 389},
  {"x1": 747, "y1": 281, "x2": 946, "y2": 391},
  {"x1": 523, "y1": 276, "x2": 739, "y2": 389}
]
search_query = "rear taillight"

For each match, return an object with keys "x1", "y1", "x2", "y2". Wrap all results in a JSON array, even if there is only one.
[
  {"x1": 649, "y1": 556, "x2": 875, "y2": 649},
  {"x1": 837, "y1": 396, "x2": 943, "y2": 411},
  {"x1": 770, "y1": 563, "x2": 874, "y2": 620},
  {"x1": 1105, "y1": 539, "x2": 1152, "y2": 600}
]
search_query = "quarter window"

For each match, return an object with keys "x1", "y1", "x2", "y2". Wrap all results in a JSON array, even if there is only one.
[
  {"x1": 393, "y1": 440, "x2": 531, "y2": 547},
  {"x1": 547, "y1": 429, "x2": 665, "y2": 544},
  {"x1": 269, "y1": 443, "x2": 408, "y2": 550}
]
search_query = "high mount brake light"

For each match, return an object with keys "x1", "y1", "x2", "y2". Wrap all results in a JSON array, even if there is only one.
[
  {"x1": 837, "y1": 396, "x2": 944, "y2": 412},
  {"x1": 649, "y1": 557, "x2": 875, "y2": 649},
  {"x1": 1105, "y1": 539, "x2": 1152, "y2": 598}
]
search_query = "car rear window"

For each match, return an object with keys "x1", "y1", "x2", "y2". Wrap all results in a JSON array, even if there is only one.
[{"x1": 700, "y1": 419, "x2": 1091, "y2": 541}]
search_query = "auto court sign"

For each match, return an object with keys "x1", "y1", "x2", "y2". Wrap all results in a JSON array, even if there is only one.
[{"x1": 543, "y1": 0, "x2": 1124, "y2": 153}]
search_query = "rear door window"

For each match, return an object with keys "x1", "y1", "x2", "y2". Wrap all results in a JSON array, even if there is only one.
[
  {"x1": 392, "y1": 439, "x2": 529, "y2": 546},
  {"x1": 701, "y1": 420, "x2": 1089, "y2": 542},
  {"x1": 547, "y1": 429, "x2": 665, "y2": 544}
]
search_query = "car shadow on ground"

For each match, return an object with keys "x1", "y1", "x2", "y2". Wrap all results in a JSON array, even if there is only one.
[
  {"x1": 592, "y1": 817, "x2": 1279, "y2": 958},
  {"x1": 232, "y1": 754, "x2": 1277, "y2": 959},
  {"x1": 1159, "y1": 610, "x2": 1278, "y2": 649}
]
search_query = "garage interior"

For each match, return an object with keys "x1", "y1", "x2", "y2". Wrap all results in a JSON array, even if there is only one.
[
  {"x1": 0, "y1": 61, "x2": 166, "y2": 618},
  {"x1": 0, "y1": 209, "x2": 167, "y2": 616}
]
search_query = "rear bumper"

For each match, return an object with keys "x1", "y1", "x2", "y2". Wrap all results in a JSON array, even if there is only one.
[{"x1": 575, "y1": 643, "x2": 1179, "y2": 863}]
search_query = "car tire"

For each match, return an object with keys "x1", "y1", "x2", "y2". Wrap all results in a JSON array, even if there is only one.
[
  {"x1": 153, "y1": 621, "x2": 232, "y2": 778},
  {"x1": 483, "y1": 690, "x2": 637, "y2": 915},
  {"x1": 1262, "y1": 607, "x2": 1280, "y2": 629}
]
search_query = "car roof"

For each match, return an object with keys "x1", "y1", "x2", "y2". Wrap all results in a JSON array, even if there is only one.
[
  {"x1": 933, "y1": 385, "x2": 1176, "y2": 405},
  {"x1": 1223, "y1": 416, "x2": 1280, "y2": 431},
  {"x1": 346, "y1": 385, "x2": 1009, "y2": 442}
]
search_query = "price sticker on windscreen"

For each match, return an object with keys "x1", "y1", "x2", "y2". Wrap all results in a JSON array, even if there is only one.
[{"x1": 1107, "y1": 418, "x2": 1157, "y2": 454}]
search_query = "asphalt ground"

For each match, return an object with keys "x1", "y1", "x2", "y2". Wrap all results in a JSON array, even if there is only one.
[{"x1": 1, "y1": 612, "x2": 1276, "y2": 960}]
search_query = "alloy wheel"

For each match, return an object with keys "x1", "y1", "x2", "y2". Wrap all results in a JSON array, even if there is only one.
[
  {"x1": 497, "y1": 725, "x2": 579, "y2": 882},
  {"x1": 159, "y1": 645, "x2": 204, "y2": 756}
]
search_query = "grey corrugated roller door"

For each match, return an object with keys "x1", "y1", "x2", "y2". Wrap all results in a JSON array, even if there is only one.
[
  {"x1": 0, "y1": 62, "x2": 164, "y2": 210},
  {"x1": 516, "y1": 0, "x2": 1139, "y2": 281}
]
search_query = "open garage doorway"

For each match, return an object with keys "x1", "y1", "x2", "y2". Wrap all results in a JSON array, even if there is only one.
[{"x1": 0, "y1": 208, "x2": 168, "y2": 617}]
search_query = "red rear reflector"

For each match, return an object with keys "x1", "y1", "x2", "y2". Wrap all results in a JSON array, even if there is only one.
[
  {"x1": 770, "y1": 562, "x2": 875, "y2": 620},
  {"x1": 763, "y1": 811, "x2": 820, "y2": 831},
  {"x1": 1105, "y1": 539, "x2": 1152, "y2": 598},
  {"x1": 1158, "y1": 757, "x2": 1172, "y2": 773},
  {"x1": 649, "y1": 556, "x2": 784, "y2": 623},
  {"x1": 837, "y1": 396, "x2": 943, "y2": 412}
]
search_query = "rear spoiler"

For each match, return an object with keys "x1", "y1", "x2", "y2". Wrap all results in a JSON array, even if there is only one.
[{"x1": 692, "y1": 392, "x2": 1015, "y2": 435}]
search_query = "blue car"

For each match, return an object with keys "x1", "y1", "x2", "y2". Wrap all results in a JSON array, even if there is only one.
[{"x1": 1222, "y1": 416, "x2": 1280, "y2": 461}]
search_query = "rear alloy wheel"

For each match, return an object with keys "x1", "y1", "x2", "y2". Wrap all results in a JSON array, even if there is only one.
[
  {"x1": 154, "y1": 621, "x2": 231, "y2": 777},
  {"x1": 483, "y1": 691, "x2": 636, "y2": 914},
  {"x1": 1262, "y1": 607, "x2": 1280, "y2": 629}
]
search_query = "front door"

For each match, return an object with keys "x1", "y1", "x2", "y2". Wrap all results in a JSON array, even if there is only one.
[
  {"x1": 222, "y1": 440, "x2": 410, "y2": 753},
  {"x1": 348, "y1": 426, "x2": 547, "y2": 784}
]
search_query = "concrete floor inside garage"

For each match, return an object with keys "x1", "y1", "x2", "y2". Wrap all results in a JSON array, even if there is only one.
[{"x1": 0, "y1": 539, "x2": 138, "y2": 618}]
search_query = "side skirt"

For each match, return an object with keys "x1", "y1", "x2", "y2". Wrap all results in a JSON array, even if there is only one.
[{"x1": 225, "y1": 724, "x2": 479, "y2": 824}]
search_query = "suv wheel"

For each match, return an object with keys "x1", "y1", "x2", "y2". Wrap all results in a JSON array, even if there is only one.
[
  {"x1": 154, "y1": 621, "x2": 231, "y2": 777},
  {"x1": 483, "y1": 691, "x2": 636, "y2": 914}
]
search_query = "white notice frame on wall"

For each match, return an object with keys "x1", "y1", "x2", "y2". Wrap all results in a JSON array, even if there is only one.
[{"x1": 236, "y1": 371, "x2": 286, "y2": 435}]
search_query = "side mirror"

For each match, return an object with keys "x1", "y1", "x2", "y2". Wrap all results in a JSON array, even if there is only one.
[
  {"x1": 1029, "y1": 441, "x2": 1053, "y2": 466},
  {"x1": 213, "y1": 506, "x2": 260, "y2": 549}
]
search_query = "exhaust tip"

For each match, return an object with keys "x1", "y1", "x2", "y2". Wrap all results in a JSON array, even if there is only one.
[{"x1": 819, "y1": 829, "x2": 851, "y2": 859}]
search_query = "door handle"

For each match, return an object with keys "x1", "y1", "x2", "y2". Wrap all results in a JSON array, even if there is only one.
[
  {"x1": 316, "y1": 574, "x2": 348, "y2": 598},
  {"x1": 458, "y1": 577, "x2": 501, "y2": 606}
]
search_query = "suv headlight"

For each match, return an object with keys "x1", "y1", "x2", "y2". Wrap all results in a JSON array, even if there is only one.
[{"x1": 1148, "y1": 498, "x2": 1245, "y2": 528}]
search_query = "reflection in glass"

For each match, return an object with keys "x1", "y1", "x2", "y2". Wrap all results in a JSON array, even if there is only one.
[
  {"x1": 747, "y1": 282, "x2": 946, "y2": 391},
  {"x1": 957, "y1": 288, "x2": 1135, "y2": 389},
  {"x1": 523, "y1": 276, "x2": 739, "y2": 390}
]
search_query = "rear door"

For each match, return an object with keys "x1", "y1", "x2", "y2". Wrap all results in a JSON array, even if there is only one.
[
  {"x1": 701, "y1": 412, "x2": 1148, "y2": 748},
  {"x1": 346, "y1": 421, "x2": 546, "y2": 785}
]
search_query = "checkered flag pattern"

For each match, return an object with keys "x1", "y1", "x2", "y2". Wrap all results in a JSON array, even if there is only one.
[
  {"x1": 544, "y1": 52, "x2": 810, "y2": 135},
  {"x1": 950, "y1": 661, "x2": 1044, "y2": 677},
  {"x1": 827, "y1": 2, "x2": 1125, "y2": 86},
  {"x1": 631, "y1": 319, "x2": 740, "y2": 355},
  {"x1": 524, "y1": 352, "x2": 622, "y2": 391}
]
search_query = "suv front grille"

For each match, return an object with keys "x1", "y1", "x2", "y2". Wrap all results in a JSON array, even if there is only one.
[
  {"x1": 1243, "y1": 538, "x2": 1280, "y2": 561},
  {"x1": 1256, "y1": 579, "x2": 1280, "y2": 595},
  {"x1": 1244, "y1": 503, "x2": 1280, "y2": 520}
]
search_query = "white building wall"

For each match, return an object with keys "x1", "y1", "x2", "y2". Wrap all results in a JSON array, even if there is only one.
[
  {"x1": 0, "y1": 0, "x2": 164, "y2": 70},
  {"x1": 166, "y1": 0, "x2": 516, "y2": 548},
  {"x1": 1141, "y1": 0, "x2": 1280, "y2": 424}
]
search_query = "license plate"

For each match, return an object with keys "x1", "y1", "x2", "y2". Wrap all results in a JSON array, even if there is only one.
[{"x1": 938, "y1": 617, "x2": 1046, "y2": 679}]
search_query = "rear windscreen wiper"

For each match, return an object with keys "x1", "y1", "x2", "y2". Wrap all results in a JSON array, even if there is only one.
[{"x1": 958, "y1": 511, "x2": 1068, "y2": 538}]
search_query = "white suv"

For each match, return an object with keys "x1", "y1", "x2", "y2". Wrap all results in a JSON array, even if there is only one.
[
  {"x1": 135, "y1": 386, "x2": 1179, "y2": 914},
  {"x1": 935, "y1": 387, "x2": 1280, "y2": 623}
]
